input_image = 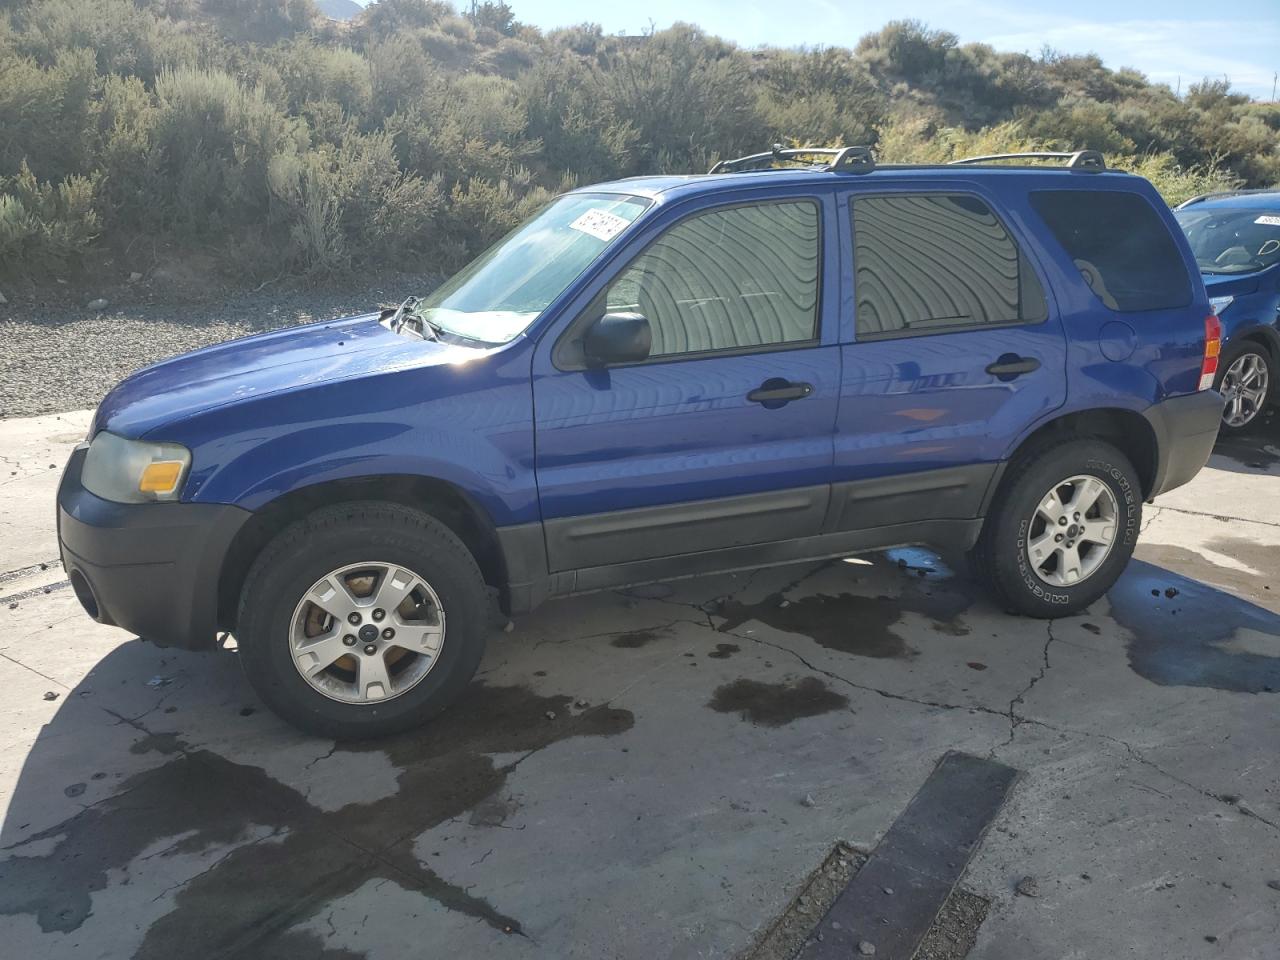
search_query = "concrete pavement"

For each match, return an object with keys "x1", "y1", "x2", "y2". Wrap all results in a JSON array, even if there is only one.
[{"x1": 1, "y1": 410, "x2": 1278, "y2": 959}]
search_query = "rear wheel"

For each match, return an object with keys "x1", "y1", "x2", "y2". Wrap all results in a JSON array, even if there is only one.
[
  {"x1": 1217, "y1": 342, "x2": 1272, "y2": 433},
  {"x1": 236, "y1": 502, "x2": 488, "y2": 738},
  {"x1": 973, "y1": 438, "x2": 1141, "y2": 617}
]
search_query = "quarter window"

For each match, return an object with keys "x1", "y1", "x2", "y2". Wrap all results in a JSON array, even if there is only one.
[
  {"x1": 852, "y1": 194, "x2": 1047, "y2": 338},
  {"x1": 1031, "y1": 190, "x2": 1191, "y2": 312},
  {"x1": 605, "y1": 200, "x2": 820, "y2": 358}
]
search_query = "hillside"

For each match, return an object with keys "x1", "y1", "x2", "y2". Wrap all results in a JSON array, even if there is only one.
[{"x1": 1, "y1": 0, "x2": 1276, "y2": 289}]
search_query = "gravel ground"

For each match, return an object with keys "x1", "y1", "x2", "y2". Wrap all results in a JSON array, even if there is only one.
[
  {"x1": 0, "y1": 275, "x2": 434, "y2": 418},
  {"x1": 743, "y1": 842, "x2": 990, "y2": 960}
]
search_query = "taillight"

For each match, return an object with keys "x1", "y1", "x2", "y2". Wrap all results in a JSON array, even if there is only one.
[{"x1": 1199, "y1": 313, "x2": 1221, "y2": 391}]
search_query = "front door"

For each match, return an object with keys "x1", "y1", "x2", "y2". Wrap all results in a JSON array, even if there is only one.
[{"x1": 532, "y1": 194, "x2": 842, "y2": 572}]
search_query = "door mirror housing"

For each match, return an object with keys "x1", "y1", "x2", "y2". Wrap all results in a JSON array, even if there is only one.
[{"x1": 583, "y1": 312, "x2": 651, "y2": 367}]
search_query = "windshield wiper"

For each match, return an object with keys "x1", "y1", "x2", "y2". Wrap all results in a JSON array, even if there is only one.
[{"x1": 386, "y1": 296, "x2": 440, "y2": 341}]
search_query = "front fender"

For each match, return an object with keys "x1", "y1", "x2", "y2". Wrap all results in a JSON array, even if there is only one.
[{"x1": 157, "y1": 350, "x2": 539, "y2": 526}]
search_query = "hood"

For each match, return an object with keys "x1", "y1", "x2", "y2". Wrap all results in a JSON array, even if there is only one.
[{"x1": 94, "y1": 313, "x2": 488, "y2": 438}]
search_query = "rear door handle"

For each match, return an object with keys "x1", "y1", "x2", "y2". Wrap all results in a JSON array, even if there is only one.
[
  {"x1": 985, "y1": 354, "x2": 1040, "y2": 381},
  {"x1": 747, "y1": 378, "x2": 813, "y2": 407}
]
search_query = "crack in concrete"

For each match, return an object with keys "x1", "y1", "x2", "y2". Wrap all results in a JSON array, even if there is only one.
[
  {"x1": 148, "y1": 828, "x2": 286, "y2": 904},
  {"x1": 634, "y1": 587, "x2": 1280, "y2": 837},
  {"x1": 304, "y1": 743, "x2": 339, "y2": 771},
  {"x1": 0, "y1": 650, "x2": 70, "y2": 689},
  {"x1": 1140, "y1": 504, "x2": 1164, "y2": 535},
  {"x1": 995, "y1": 619, "x2": 1057, "y2": 754},
  {"x1": 1156, "y1": 503, "x2": 1280, "y2": 529}
]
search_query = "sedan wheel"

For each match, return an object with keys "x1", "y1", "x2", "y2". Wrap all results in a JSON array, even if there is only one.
[{"x1": 1220, "y1": 350, "x2": 1270, "y2": 429}]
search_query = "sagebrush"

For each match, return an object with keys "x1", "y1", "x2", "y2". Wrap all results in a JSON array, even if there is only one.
[{"x1": 0, "y1": 1, "x2": 1275, "y2": 281}]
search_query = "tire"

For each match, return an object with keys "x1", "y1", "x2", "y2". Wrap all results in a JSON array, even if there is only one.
[
  {"x1": 1215, "y1": 341, "x2": 1273, "y2": 434},
  {"x1": 236, "y1": 501, "x2": 489, "y2": 738},
  {"x1": 973, "y1": 438, "x2": 1141, "y2": 618}
]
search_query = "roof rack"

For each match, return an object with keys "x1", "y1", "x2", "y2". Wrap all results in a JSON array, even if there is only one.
[
  {"x1": 1176, "y1": 186, "x2": 1280, "y2": 209},
  {"x1": 708, "y1": 144, "x2": 875, "y2": 175},
  {"x1": 948, "y1": 150, "x2": 1106, "y2": 171}
]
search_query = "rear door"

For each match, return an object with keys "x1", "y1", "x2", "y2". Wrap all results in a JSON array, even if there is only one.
[
  {"x1": 531, "y1": 190, "x2": 842, "y2": 572},
  {"x1": 830, "y1": 185, "x2": 1068, "y2": 531}
]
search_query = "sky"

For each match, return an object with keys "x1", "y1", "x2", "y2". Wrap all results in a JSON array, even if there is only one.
[{"x1": 357, "y1": 0, "x2": 1280, "y2": 100}]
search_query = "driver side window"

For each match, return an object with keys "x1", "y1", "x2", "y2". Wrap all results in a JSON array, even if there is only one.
[{"x1": 605, "y1": 200, "x2": 821, "y2": 358}]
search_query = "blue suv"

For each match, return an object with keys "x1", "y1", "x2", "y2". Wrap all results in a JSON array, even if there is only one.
[
  {"x1": 1174, "y1": 189, "x2": 1280, "y2": 432},
  {"x1": 57, "y1": 147, "x2": 1223, "y2": 737}
]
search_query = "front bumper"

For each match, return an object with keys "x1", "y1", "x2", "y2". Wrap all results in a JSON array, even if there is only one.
[
  {"x1": 57, "y1": 444, "x2": 251, "y2": 649},
  {"x1": 1143, "y1": 390, "x2": 1225, "y2": 499}
]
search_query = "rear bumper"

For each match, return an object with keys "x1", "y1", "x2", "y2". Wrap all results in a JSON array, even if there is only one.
[
  {"x1": 1143, "y1": 390, "x2": 1225, "y2": 498},
  {"x1": 57, "y1": 444, "x2": 250, "y2": 649}
]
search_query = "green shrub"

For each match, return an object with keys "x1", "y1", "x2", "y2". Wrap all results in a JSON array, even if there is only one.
[
  {"x1": 267, "y1": 38, "x2": 373, "y2": 120},
  {"x1": 602, "y1": 24, "x2": 759, "y2": 174},
  {"x1": 0, "y1": 161, "x2": 99, "y2": 276},
  {"x1": 0, "y1": 0, "x2": 1276, "y2": 285},
  {"x1": 0, "y1": 47, "x2": 99, "y2": 182},
  {"x1": 149, "y1": 67, "x2": 304, "y2": 237},
  {"x1": 8, "y1": 0, "x2": 162, "y2": 76},
  {"x1": 268, "y1": 133, "x2": 443, "y2": 272}
]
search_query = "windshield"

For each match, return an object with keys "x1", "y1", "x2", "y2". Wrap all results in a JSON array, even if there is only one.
[
  {"x1": 1174, "y1": 207, "x2": 1280, "y2": 276},
  {"x1": 417, "y1": 193, "x2": 649, "y2": 343}
]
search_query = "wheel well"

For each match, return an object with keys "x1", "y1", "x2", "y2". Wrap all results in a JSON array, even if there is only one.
[
  {"x1": 1008, "y1": 409, "x2": 1158, "y2": 499},
  {"x1": 1229, "y1": 330, "x2": 1278, "y2": 365},
  {"x1": 216, "y1": 476, "x2": 509, "y2": 633}
]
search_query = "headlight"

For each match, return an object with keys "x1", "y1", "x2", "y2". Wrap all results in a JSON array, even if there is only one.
[
  {"x1": 81, "y1": 431, "x2": 191, "y2": 503},
  {"x1": 1209, "y1": 295, "x2": 1234, "y2": 315}
]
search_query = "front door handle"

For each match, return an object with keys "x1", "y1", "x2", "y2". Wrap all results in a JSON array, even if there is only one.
[
  {"x1": 747, "y1": 378, "x2": 813, "y2": 407},
  {"x1": 986, "y1": 354, "x2": 1041, "y2": 381}
]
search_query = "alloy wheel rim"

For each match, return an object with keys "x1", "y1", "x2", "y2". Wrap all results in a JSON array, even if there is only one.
[
  {"x1": 1221, "y1": 352, "x2": 1269, "y2": 428},
  {"x1": 1025, "y1": 475, "x2": 1119, "y2": 588},
  {"x1": 289, "y1": 561, "x2": 445, "y2": 704}
]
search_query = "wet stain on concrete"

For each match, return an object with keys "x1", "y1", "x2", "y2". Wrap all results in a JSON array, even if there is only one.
[
  {"x1": 1212, "y1": 426, "x2": 1279, "y2": 470},
  {"x1": 1136, "y1": 537, "x2": 1277, "y2": 609},
  {"x1": 1107, "y1": 560, "x2": 1280, "y2": 693},
  {"x1": 708, "y1": 677, "x2": 849, "y2": 727},
  {"x1": 128, "y1": 731, "x2": 184, "y2": 755},
  {"x1": 610, "y1": 628, "x2": 666, "y2": 649},
  {"x1": 718, "y1": 592, "x2": 916, "y2": 658},
  {"x1": 715, "y1": 551, "x2": 975, "y2": 657},
  {"x1": 0, "y1": 683, "x2": 633, "y2": 957},
  {"x1": 707, "y1": 643, "x2": 740, "y2": 659}
]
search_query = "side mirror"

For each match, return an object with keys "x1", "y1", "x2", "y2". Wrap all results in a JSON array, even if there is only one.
[{"x1": 583, "y1": 312, "x2": 651, "y2": 366}]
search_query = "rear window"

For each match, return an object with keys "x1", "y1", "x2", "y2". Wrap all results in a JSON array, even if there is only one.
[{"x1": 1030, "y1": 190, "x2": 1191, "y2": 312}]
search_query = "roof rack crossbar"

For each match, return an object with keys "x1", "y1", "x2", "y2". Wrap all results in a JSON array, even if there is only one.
[
  {"x1": 948, "y1": 150, "x2": 1106, "y2": 171},
  {"x1": 708, "y1": 144, "x2": 875, "y2": 175}
]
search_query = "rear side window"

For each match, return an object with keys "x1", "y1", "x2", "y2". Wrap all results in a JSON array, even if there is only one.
[
  {"x1": 606, "y1": 200, "x2": 820, "y2": 358},
  {"x1": 1030, "y1": 190, "x2": 1191, "y2": 312},
  {"x1": 852, "y1": 194, "x2": 1047, "y2": 338}
]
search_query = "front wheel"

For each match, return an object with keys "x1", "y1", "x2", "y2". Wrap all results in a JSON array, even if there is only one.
[
  {"x1": 1217, "y1": 343, "x2": 1273, "y2": 434},
  {"x1": 973, "y1": 439, "x2": 1142, "y2": 617},
  {"x1": 236, "y1": 502, "x2": 489, "y2": 738}
]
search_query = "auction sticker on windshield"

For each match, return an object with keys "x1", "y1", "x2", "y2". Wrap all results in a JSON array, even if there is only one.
[
  {"x1": 569, "y1": 209, "x2": 633, "y2": 242},
  {"x1": 1255, "y1": 215, "x2": 1280, "y2": 227}
]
